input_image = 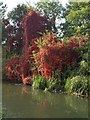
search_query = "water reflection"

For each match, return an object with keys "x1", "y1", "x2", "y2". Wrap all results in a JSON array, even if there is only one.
[{"x1": 2, "y1": 82, "x2": 88, "y2": 118}]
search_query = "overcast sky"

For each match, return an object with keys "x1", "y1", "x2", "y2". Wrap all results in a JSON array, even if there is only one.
[{"x1": 2, "y1": 0, "x2": 68, "y2": 12}]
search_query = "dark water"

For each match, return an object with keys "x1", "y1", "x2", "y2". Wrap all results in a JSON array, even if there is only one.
[{"x1": 2, "y1": 82, "x2": 88, "y2": 118}]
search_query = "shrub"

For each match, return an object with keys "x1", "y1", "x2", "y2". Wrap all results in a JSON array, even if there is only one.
[
  {"x1": 78, "y1": 60, "x2": 89, "y2": 76},
  {"x1": 34, "y1": 33, "x2": 88, "y2": 80},
  {"x1": 6, "y1": 55, "x2": 22, "y2": 82},
  {"x1": 32, "y1": 75, "x2": 47, "y2": 90},
  {"x1": 45, "y1": 78, "x2": 61, "y2": 92},
  {"x1": 65, "y1": 76, "x2": 89, "y2": 96},
  {"x1": 36, "y1": 43, "x2": 78, "y2": 79},
  {"x1": 6, "y1": 55, "x2": 33, "y2": 83}
]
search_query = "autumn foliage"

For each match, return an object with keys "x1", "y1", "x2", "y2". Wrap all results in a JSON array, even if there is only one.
[
  {"x1": 6, "y1": 56, "x2": 22, "y2": 82},
  {"x1": 5, "y1": 10, "x2": 88, "y2": 84},
  {"x1": 23, "y1": 10, "x2": 47, "y2": 52}
]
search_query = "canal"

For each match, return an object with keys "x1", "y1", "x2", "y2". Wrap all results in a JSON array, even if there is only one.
[{"x1": 2, "y1": 82, "x2": 88, "y2": 118}]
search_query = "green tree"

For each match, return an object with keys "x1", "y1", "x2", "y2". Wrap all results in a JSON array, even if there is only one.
[
  {"x1": 62, "y1": 2, "x2": 90, "y2": 37},
  {"x1": 0, "y1": 2, "x2": 7, "y2": 44},
  {"x1": 0, "y1": 2, "x2": 7, "y2": 20},
  {"x1": 36, "y1": 0, "x2": 64, "y2": 33},
  {"x1": 7, "y1": 4, "x2": 27, "y2": 27}
]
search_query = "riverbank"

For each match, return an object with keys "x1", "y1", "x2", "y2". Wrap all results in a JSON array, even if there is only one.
[
  {"x1": 2, "y1": 34, "x2": 89, "y2": 98},
  {"x1": 2, "y1": 78, "x2": 89, "y2": 98}
]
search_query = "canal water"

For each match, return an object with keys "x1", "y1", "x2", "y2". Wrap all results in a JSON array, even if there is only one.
[{"x1": 2, "y1": 82, "x2": 88, "y2": 118}]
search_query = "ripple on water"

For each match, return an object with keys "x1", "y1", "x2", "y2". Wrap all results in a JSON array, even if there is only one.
[{"x1": 2, "y1": 82, "x2": 88, "y2": 118}]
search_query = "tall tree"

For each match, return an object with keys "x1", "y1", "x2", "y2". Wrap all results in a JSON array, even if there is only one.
[
  {"x1": 0, "y1": 2, "x2": 7, "y2": 20},
  {"x1": 3, "y1": 4, "x2": 28, "y2": 54},
  {"x1": 0, "y1": 2, "x2": 7, "y2": 44},
  {"x1": 62, "y1": 2, "x2": 90, "y2": 37},
  {"x1": 36, "y1": 0, "x2": 64, "y2": 33},
  {"x1": 23, "y1": 10, "x2": 48, "y2": 52}
]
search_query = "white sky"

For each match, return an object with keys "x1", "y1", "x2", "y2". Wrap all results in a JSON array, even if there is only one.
[{"x1": 2, "y1": 0, "x2": 68, "y2": 12}]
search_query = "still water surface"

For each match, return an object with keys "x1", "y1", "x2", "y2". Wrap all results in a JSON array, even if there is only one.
[{"x1": 2, "y1": 82, "x2": 88, "y2": 118}]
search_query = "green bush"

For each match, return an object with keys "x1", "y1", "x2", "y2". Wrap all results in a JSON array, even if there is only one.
[
  {"x1": 32, "y1": 75, "x2": 47, "y2": 90},
  {"x1": 32, "y1": 76, "x2": 61, "y2": 92},
  {"x1": 65, "y1": 76, "x2": 89, "y2": 96},
  {"x1": 78, "y1": 60, "x2": 89, "y2": 76},
  {"x1": 45, "y1": 78, "x2": 61, "y2": 92}
]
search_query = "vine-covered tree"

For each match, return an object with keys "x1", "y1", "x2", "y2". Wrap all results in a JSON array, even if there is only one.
[{"x1": 23, "y1": 10, "x2": 48, "y2": 52}]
